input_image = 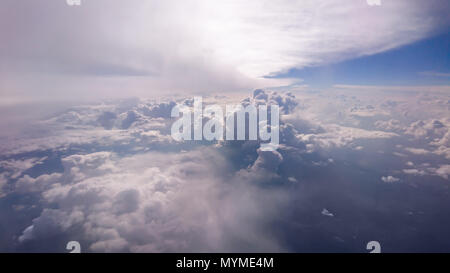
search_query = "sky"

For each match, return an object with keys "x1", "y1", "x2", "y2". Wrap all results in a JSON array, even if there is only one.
[
  {"x1": 271, "y1": 31, "x2": 450, "y2": 87},
  {"x1": 1, "y1": 0, "x2": 450, "y2": 102},
  {"x1": 0, "y1": 0, "x2": 450, "y2": 253}
]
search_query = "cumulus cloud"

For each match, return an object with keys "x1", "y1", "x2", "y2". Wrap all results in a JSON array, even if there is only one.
[
  {"x1": 381, "y1": 176, "x2": 400, "y2": 183},
  {"x1": 0, "y1": 157, "x2": 47, "y2": 180},
  {"x1": 296, "y1": 125, "x2": 399, "y2": 151},
  {"x1": 402, "y1": 164, "x2": 450, "y2": 180},
  {"x1": 16, "y1": 148, "x2": 290, "y2": 252},
  {"x1": 433, "y1": 165, "x2": 450, "y2": 179},
  {"x1": 404, "y1": 148, "x2": 432, "y2": 156},
  {"x1": 321, "y1": 208, "x2": 334, "y2": 217},
  {"x1": 16, "y1": 173, "x2": 62, "y2": 194}
]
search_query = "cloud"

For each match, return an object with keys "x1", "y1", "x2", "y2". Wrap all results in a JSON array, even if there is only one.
[
  {"x1": 381, "y1": 176, "x2": 400, "y2": 183},
  {"x1": 433, "y1": 165, "x2": 450, "y2": 179},
  {"x1": 402, "y1": 163, "x2": 450, "y2": 180},
  {"x1": 296, "y1": 125, "x2": 399, "y2": 151},
  {"x1": 404, "y1": 148, "x2": 432, "y2": 156},
  {"x1": 16, "y1": 173, "x2": 63, "y2": 194},
  {"x1": 0, "y1": 157, "x2": 47, "y2": 179},
  {"x1": 251, "y1": 149, "x2": 283, "y2": 173},
  {"x1": 375, "y1": 119, "x2": 403, "y2": 132},
  {"x1": 16, "y1": 148, "x2": 290, "y2": 252},
  {"x1": 321, "y1": 208, "x2": 334, "y2": 217},
  {"x1": 0, "y1": 157, "x2": 48, "y2": 196}
]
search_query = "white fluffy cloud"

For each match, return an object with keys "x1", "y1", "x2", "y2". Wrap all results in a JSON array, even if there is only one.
[
  {"x1": 296, "y1": 125, "x2": 399, "y2": 151},
  {"x1": 0, "y1": 157, "x2": 48, "y2": 195},
  {"x1": 433, "y1": 165, "x2": 450, "y2": 180},
  {"x1": 17, "y1": 149, "x2": 289, "y2": 252},
  {"x1": 381, "y1": 176, "x2": 400, "y2": 183}
]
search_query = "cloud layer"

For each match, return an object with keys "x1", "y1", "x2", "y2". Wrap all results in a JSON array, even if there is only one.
[{"x1": 0, "y1": 88, "x2": 449, "y2": 252}]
